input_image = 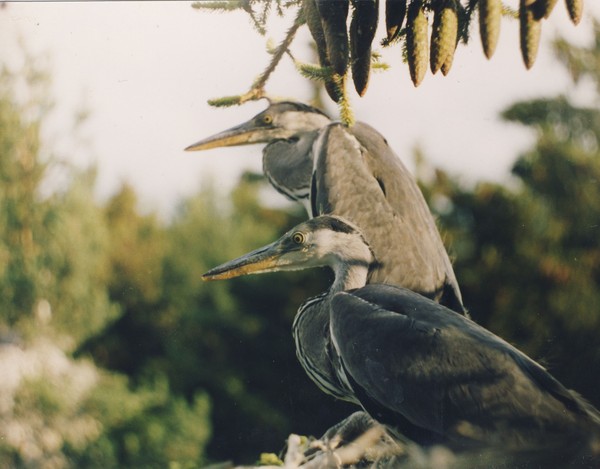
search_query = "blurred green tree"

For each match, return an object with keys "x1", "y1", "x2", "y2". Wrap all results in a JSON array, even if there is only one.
[
  {"x1": 82, "y1": 183, "x2": 168, "y2": 376},
  {"x1": 0, "y1": 59, "x2": 118, "y2": 346},
  {"x1": 0, "y1": 60, "x2": 211, "y2": 468}
]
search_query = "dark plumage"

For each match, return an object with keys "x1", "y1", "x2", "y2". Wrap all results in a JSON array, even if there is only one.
[{"x1": 333, "y1": 285, "x2": 600, "y2": 453}]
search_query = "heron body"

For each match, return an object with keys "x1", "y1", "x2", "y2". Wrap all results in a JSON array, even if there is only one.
[
  {"x1": 186, "y1": 101, "x2": 465, "y2": 314},
  {"x1": 203, "y1": 216, "x2": 600, "y2": 455},
  {"x1": 334, "y1": 285, "x2": 600, "y2": 451}
]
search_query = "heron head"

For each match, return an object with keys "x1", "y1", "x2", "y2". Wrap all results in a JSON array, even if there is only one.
[
  {"x1": 202, "y1": 216, "x2": 374, "y2": 281},
  {"x1": 185, "y1": 101, "x2": 331, "y2": 151}
]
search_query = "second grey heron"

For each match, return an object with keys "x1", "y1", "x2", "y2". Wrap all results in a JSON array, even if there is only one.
[
  {"x1": 203, "y1": 215, "x2": 600, "y2": 458},
  {"x1": 186, "y1": 101, "x2": 466, "y2": 314}
]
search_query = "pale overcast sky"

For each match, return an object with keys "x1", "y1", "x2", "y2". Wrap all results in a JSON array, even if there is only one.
[{"x1": 2, "y1": 1, "x2": 599, "y2": 216}]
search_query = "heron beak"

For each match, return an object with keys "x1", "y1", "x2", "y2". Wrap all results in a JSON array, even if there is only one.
[
  {"x1": 202, "y1": 240, "x2": 289, "y2": 281},
  {"x1": 185, "y1": 120, "x2": 271, "y2": 152}
]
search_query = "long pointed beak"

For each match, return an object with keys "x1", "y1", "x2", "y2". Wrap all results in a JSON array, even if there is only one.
[
  {"x1": 202, "y1": 240, "x2": 290, "y2": 281},
  {"x1": 185, "y1": 120, "x2": 270, "y2": 152}
]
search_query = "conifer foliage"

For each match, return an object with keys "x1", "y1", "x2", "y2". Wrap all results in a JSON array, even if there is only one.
[
  {"x1": 0, "y1": 62, "x2": 211, "y2": 468},
  {"x1": 193, "y1": 0, "x2": 587, "y2": 118}
]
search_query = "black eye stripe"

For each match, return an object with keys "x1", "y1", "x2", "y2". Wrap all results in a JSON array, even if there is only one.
[{"x1": 307, "y1": 216, "x2": 356, "y2": 235}]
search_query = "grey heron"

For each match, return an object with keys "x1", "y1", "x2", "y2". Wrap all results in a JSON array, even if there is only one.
[
  {"x1": 202, "y1": 215, "x2": 600, "y2": 457},
  {"x1": 186, "y1": 101, "x2": 466, "y2": 315}
]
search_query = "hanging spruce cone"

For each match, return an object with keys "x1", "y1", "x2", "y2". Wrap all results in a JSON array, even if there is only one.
[
  {"x1": 430, "y1": 0, "x2": 458, "y2": 74},
  {"x1": 350, "y1": 0, "x2": 379, "y2": 96},
  {"x1": 316, "y1": 0, "x2": 350, "y2": 76},
  {"x1": 297, "y1": 0, "x2": 587, "y2": 101},
  {"x1": 303, "y1": 0, "x2": 341, "y2": 101},
  {"x1": 479, "y1": 0, "x2": 502, "y2": 59},
  {"x1": 406, "y1": 0, "x2": 428, "y2": 87},
  {"x1": 520, "y1": 0, "x2": 542, "y2": 69},
  {"x1": 441, "y1": 48, "x2": 454, "y2": 76},
  {"x1": 534, "y1": 0, "x2": 559, "y2": 19},
  {"x1": 566, "y1": 0, "x2": 583, "y2": 25},
  {"x1": 385, "y1": 0, "x2": 407, "y2": 43}
]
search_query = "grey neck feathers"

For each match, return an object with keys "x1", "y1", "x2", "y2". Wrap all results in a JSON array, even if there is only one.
[
  {"x1": 262, "y1": 130, "x2": 319, "y2": 201},
  {"x1": 331, "y1": 259, "x2": 370, "y2": 293}
]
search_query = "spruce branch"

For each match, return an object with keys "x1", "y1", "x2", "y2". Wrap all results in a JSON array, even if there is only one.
[
  {"x1": 335, "y1": 74, "x2": 354, "y2": 127},
  {"x1": 252, "y1": 10, "x2": 304, "y2": 89},
  {"x1": 191, "y1": 1, "x2": 244, "y2": 12},
  {"x1": 296, "y1": 62, "x2": 333, "y2": 82},
  {"x1": 245, "y1": 2, "x2": 268, "y2": 36},
  {"x1": 199, "y1": 1, "x2": 358, "y2": 122},
  {"x1": 296, "y1": 60, "x2": 356, "y2": 121},
  {"x1": 371, "y1": 52, "x2": 390, "y2": 72},
  {"x1": 208, "y1": 8, "x2": 303, "y2": 108},
  {"x1": 207, "y1": 94, "x2": 246, "y2": 107},
  {"x1": 502, "y1": 4, "x2": 519, "y2": 19},
  {"x1": 259, "y1": 0, "x2": 272, "y2": 28},
  {"x1": 371, "y1": 62, "x2": 391, "y2": 72}
]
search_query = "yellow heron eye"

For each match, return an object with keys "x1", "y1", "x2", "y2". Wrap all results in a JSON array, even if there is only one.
[
  {"x1": 292, "y1": 232, "x2": 305, "y2": 244},
  {"x1": 263, "y1": 114, "x2": 273, "y2": 125}
]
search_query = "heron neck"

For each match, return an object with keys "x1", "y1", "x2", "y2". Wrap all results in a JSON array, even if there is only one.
[{"x1": 331, "y1": 261, "x2": 369, "y2": 293}]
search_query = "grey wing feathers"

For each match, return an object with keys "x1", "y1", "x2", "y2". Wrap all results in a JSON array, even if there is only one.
[
  {"x1": 352, "y1": 123, "x2": 464, "y2": 310},
  {"x1": 511, "y1": 350, "x2": 600, "y2": 425},
  {"x1": 330, "y1": 288, "x2": 451, "y2": 432},
  {"x1": 314, "y1": 122, "x2": 464, "y2": 312},
  {"x1": 330, "y1": 286, "x2": 599, "y2": 445}
]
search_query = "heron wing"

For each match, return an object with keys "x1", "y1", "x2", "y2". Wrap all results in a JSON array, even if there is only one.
[
  {"x1": 329, "y1": 286, "x2": 456, "y2": 435},
  {"x1": 313, "y1": 123, "x2": 464, "y2": 313},
  {"x1": 330, "y1": 285, "x2": 595, "y2": 446}
]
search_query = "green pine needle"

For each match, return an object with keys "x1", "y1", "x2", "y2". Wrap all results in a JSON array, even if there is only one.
[
  {"x1": 372, "y1": 62, "x2": 391, "y2": 72},
  {"x1": 191, "y1": 1, "x2": 244, "y2": 12},
  {"x1": 335, "y1": 75, "x2": 355, "y2": 127},
  {"x1": 207, "y1": 95, "x2": 243, "y2": 107},
  {"x1": 266, "y1": 38, "x2": 279, "y2": 55},
  {"x1": 502, "y1": 5, "x2": 519, "y2": 19},
  {"x1": 296, "y1": 62, "x2": 332, "y2": 82},
  {"x1": 371, "y1": 51, "x2": 390, "y2": 72}
]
